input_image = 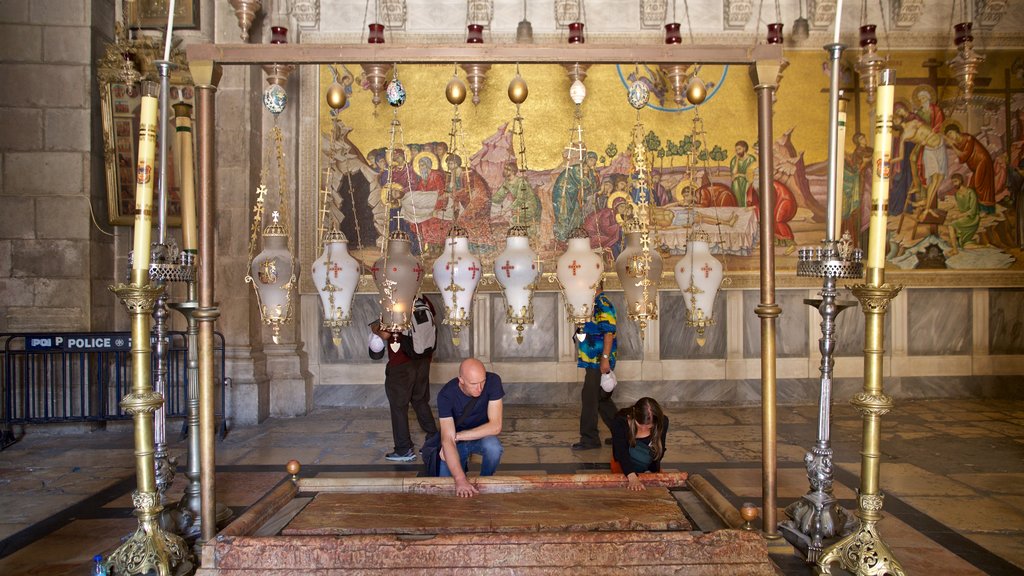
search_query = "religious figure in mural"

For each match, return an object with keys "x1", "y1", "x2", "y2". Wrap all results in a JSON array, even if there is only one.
[
  {"x1": 552, "y1": 151, "x2": 599, "y2": 242},
  {"x1": 893, "y1": 103, "x2": 947, "y2": 221},
  {"x1": 842, "y1": 132, "x2": 873, "y2": 246},
  {"x1": 445, "y1": 153, "x2": 494, "y2": 249},
  {"x1": 947, "y1": 172, "x2": 980, "y2": 250},
  {"x1": 410, "y1": 150, "x2": 451, "y2": 251},
  {"x1": 729, "y1": 140, "x2": 756, "y2": 208},
  {"x1": 889, "y1": 122, "x2": 916, "y2": 218},
  {"x1": 491, "y1": 161, "x2": 542, "y2": 237},
  {"x1": 944, "y1": 124, "x2": 996, "y2": 214},
  {"x1": 913, "y1": 85, "x2": 944, "y2": 134},
  {"x1": 583, "y1": 177, "x2": 625, "y2": 259}
]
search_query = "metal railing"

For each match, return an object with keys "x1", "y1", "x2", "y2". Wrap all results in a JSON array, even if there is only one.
[{"x1": 0, "y1": 331, "x2": 229, "y2": 450}]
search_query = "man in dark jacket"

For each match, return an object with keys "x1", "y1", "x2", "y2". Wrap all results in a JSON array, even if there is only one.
[{"x1": 370, "y1": 295, "x2": 439, "y2": 461}]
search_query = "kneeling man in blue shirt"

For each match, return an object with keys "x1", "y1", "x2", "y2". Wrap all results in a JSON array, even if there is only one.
[{"x1": 437, "y1": 358, "x2": 505, "y2": 498}]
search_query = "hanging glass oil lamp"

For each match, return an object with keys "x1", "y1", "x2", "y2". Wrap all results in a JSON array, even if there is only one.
[
  {"x1": 432, "y1": 225, "x2": 481, "y2": 346},
  {"x1": 675, "y1": 227, "x2": 723, "y2": 346},
  {"x1": 311, "y1": 228, "x2": 360, "y2": 345}
]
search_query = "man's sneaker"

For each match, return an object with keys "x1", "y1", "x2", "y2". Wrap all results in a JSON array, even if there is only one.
[{"x1": 385, "y1": 449, "x2": 417, "y2": 462}]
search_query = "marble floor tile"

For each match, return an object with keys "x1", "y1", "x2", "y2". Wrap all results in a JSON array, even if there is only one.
[
  {"x1": 963, "y1": 533, "x2": 1024, "y2": 571},
  {"x1": 691, "y1": 425, "x2": 762, "y2": 442},
  {"x1": 509, "y1": 417, "x2": 578, "y2": 432},
  {"x1": 948, "y1": 472, "x2": 1024, "y2": 495},
  {"x1": 666, "y1": 445, "x2": 726, "y2": 463},
  {"x1": 836, "y1": 463, "x2": 976, "y2": 497},
  {"x1": 0, "y1": 518, "x2": 138, "y2": 575},
  {"x1": 900, "y1": 495, "x2": 1024, "y2": 532},
  {"x1": 709, "y1": 467, "x2": 856, "y2": 501}
]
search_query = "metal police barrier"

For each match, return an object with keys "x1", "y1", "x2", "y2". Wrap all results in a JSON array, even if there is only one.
[{"x1": 0, "y1": 331, "x2": 229, "y2": 450}]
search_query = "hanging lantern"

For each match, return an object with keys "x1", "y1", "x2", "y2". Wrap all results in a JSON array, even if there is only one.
[
  {"x1": 361, "y1": 63, "x2": 392, "y2": 107},
  {"x1": 856, "y1": 25, "x2": 885, "y2": 105},
  {"x1": 615, "y1": 219, "x2": 663, "y2": 337},
  {"x1": 373, "y1": 230, "x2": 423, "y2": 349},
  {"x1": 556, "y1": 228, "x2": 604, "y2": 336},
  {"x1": 947, "y1": 22, "x2": 985, "y2": 101},
  {"x1": 494, "y1": 224, "x2": 541, "y2": 344},
  {"x1": 432, "y1": 225, "x2": 481, "y2": 346},
  {"x1": 461, "y1": 63, "x2": 490, "y2": 106},
  {"x1": 675, "y1": 228, "x2": 723, "y2": 347},
  {"x1": 248, "y1": 210, "x2": 296, "y2": 344},
  {"x1": 311, "y1": 228, "x2": 360, "y2": 345}
]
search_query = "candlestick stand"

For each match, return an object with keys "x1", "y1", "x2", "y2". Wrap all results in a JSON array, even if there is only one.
[
  {"x1": 781, "y1": 234, "x2": 862, "y2": 561},
  {"x1": 168, "y1": 275, "x2": 233, "y2": 541},
  {"x1": 817, "y1": 277, "x2": 904, "y2": 575},
  {"x1": 107, "y1": 279, "x2": 191, "y2": 576}
]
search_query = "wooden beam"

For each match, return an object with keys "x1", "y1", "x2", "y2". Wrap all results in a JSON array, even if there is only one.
[{"x1": 184, "y1": 42, "x2": 783, "y2": 66}]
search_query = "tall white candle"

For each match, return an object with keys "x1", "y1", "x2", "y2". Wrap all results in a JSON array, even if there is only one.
[
  {"x1": 132, "y1": 92, "x2": 159, "y2": 277},
  {"x1": 163, "y1": 0, "x2": 176, "y2": 61},
  {"x1": 833, "y1": 98, "x2": 848, "y2": 240},
  {"x1": 173, "y1": 103, "x2": 197, "y2": 252},
  {"x1": 833, "y1": 0, "x2": 843, "y2": 44},
  {"x1": 866, "y1": 72, "x2": 895, "y2": 272}
]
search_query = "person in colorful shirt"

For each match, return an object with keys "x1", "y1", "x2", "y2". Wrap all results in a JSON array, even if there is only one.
[{"x1": 572, "y1": 282, "x2": 618, "y2": 450}]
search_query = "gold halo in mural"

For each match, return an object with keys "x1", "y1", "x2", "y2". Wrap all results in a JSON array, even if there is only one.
[{"x1": 412, "y1": 150, "x2": 440, "y2": 171}]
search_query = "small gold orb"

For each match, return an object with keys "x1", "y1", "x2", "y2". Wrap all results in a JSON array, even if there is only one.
[
  {"x1": 686, "y1": 77, "x2": 707, "y2": 106},
  {"x1": 286, "y1": 459, "x2": 301, "y2": 476},
  {"x1": 508, "y1": 75, "x2": 529, "y2": 104},
  {"x1": 446, "y1": 76, "x2": 467, "y2": 106},
  {"x1": 325, "y1": 81, "x2": 346, "y2": 110}
]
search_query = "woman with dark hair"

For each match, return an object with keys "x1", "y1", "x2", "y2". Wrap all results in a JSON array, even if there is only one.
[{"x1": 610, "y1": 397, "x2": 669, "y2": 491}]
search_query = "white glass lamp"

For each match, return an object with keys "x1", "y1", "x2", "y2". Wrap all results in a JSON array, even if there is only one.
[
  {"x1": 432, "y1": 225, "x2": 481, "y2": 346},
  {"x1": 248, "y1": 211, "x2": 296, "y2": 344},
  {"x1": 372, "y1": 230, "x2": 423, "y2": 349},
  {"x1": 494, "y1": 224, "x2": 541, "y2": 344},
  {"x1": 556, "y1": 227, "x2": 604, "y2": 336},
  {"x1": 311, "y1": 228, "x2": 360, "y2": 345},
  {"x1": 675, "y1": 228, "x2": 723, "y2": 347},
  {"x1": 615, "y1": 218, "x2": 663, "y2": 337}
]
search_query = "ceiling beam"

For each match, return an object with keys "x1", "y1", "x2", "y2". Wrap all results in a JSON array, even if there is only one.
[{"x1": 184, "y1": 42, "x2": 784, "y2": 66}]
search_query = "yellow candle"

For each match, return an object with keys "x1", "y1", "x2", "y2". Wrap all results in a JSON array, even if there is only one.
[
  {"x1": 833, "y1": 97, "x2": 847, "y2": 241},
  {"x1": 866, "y1": 72, "x2": 895, "y2": 272},
  {"x1": 173, "y1": 102, "x2": 197, "y2": 252},
  {"x1": 132, "y1": 90, "x2": 158, "y2": 278}
]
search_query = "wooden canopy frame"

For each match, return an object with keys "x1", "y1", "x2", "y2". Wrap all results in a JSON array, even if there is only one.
[{"x1": 183, "y1": 40, "x2": 786, "y2": 545}]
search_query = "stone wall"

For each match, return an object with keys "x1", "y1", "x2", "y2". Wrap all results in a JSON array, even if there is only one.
[{"x1": 0, "y1": 0, "x2": 117, "y2": 332}]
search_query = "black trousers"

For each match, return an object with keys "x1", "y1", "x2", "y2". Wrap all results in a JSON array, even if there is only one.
[
  {"x1": 579, "y1": 367, "x2": 617, "y2": 445},
  {"x1": 384, "y1": 357, "x2": 438, "y2": 453}
]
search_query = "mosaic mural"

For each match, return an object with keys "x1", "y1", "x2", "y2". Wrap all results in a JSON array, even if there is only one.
[{"x1": 317, "y1": 55, "x2": 1024, "y2": 276}]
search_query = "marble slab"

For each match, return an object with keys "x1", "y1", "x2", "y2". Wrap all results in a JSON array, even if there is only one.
[
  {"x1": 283, "y1": 487, "x2": 690, "y2": 535},
  {"x1": 990, "y1": 288, "x2": 1024, "y2": 355},
  {"x1": 201, "y1": 529, "x2": 775, "y2": 575},
  {"x1": 907, "y1": 288, "x2": 971, "y2": 355}
]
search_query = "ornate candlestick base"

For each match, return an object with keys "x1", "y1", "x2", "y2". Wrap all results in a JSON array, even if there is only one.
[
  {"x1": 107, "y1": 281, "x2": 192, "y2": 575},
  {"x1": 817, "y1": 493, "x2": 905, "y2": 575}
]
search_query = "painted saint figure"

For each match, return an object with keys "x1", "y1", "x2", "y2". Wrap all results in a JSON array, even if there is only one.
[
  {"x1": 944, "y1": 124, "x2": 996, "y2": 214},
  {"x1": 947, "y1": 172, "x2": 980, "y2": 249},
  {"x1": 552, "y1": 151, "x2": 599, "y2": 241},
  {"x1": 491, "y1": 161, "x2": 542, "y2": 237},
  {"x1": 729, "y1": 140, "x2": 756, "y2": 208}
]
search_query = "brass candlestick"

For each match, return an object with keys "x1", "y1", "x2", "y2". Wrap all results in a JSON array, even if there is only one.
[{"x1": 106, "y1": 279, "x2": 192, "y2": 575}]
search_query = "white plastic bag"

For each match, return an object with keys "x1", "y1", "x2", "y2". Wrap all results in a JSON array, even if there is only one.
[
  {"x1": 369, "y1": 333, "x2": 386, "y2": 354},
  {"x1": 600, "y1": 371, "x2": 617, "y2": 393}
]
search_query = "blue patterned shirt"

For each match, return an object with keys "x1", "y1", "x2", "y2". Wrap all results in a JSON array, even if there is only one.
[{"x1": 577, "y1": 292, "x2": 617, "y2": 370}]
